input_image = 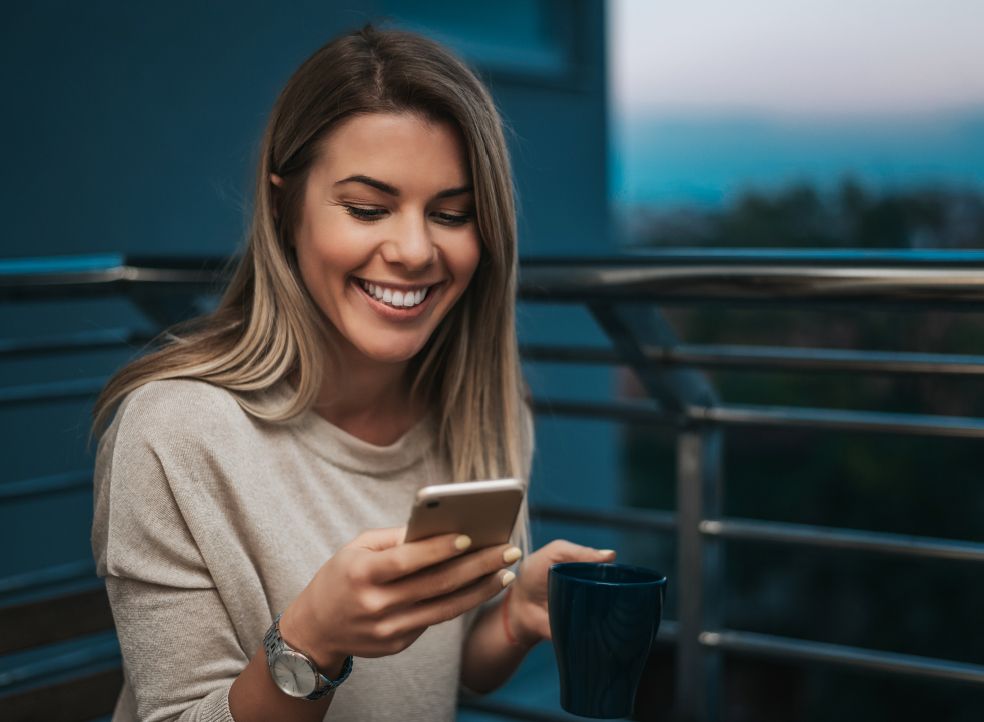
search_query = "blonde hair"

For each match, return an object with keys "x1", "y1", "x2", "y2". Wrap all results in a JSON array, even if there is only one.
[{"x1": 90, "y1": 24, "x2": 533, "y2": 550}]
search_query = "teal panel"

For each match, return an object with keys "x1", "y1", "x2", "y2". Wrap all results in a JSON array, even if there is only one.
[{"x1": 1, "y1": 14, "x2": 613, "y2": 721}]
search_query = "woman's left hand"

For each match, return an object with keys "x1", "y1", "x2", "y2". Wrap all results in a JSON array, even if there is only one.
[{"x1": 506, "y1": 540, "x2": 616, "y2": 646}]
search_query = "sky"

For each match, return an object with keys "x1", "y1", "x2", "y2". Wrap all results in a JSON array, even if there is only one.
[
  {"x1": 609, "y1": 0, "x2": 984, "y2": 120},
  {"x1": 607, "y1": 1, "x2": 984, "y2": 207}
]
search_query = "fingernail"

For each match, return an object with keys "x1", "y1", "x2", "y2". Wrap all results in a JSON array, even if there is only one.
[
  {"x1": 503, "y1": 546, "x2": 523, "y2": 564},
  {"x1": 501, "y1": 570, "x2": 516, "y2": 587},
  {"x1": 599, "y1": 549, "x2": 616, "y2": 556},
  {"x1": 454, "y1": 535, "x2": 472, "y2": 551}
]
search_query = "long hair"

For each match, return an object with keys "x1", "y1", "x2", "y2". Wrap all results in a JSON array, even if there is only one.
[{"x1": 90, "y1": 23, "x2": 532, "y2": 549}]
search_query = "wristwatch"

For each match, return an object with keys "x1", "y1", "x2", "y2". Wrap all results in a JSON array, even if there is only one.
[{"x1": 263, "y1": 612, "x2": 354, "y2": 700}]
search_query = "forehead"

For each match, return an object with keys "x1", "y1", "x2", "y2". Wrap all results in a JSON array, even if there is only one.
[{"x1": 312, "y1": 112, "x2": 471, "y2": 186}]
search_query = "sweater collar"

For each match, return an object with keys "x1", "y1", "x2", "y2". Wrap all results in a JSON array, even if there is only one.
[{"x1": 260, "y1": 379, "x2": 438, "y2": 475}]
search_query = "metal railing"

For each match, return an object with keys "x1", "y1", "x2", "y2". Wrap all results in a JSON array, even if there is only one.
[
  {"x1": 3, "y1": 251, "x2": 984, "y2": 720},
  {"x1": 522, "y1": 250, "x2": 984, "y2": 721}
]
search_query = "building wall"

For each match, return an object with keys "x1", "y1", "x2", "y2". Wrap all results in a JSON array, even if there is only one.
[{"x1": 1, "y1": 1, "x2": 616, "y2": 709}]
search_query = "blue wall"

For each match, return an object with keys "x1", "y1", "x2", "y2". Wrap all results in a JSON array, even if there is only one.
[
  {"x1": 1, "y1": 0, "x2": 616, "y2": 713},
  {"x1": 2, "y1": 1, "x2": 611, "y2": 258}
]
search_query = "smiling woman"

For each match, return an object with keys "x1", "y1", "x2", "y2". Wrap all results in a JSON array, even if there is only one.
[
  {"x1": 281, "y1": 113, "x2": 481, "y2": 377},
  {"x1": 86, "y1": 21, "x2": 613, "y2": 722}
]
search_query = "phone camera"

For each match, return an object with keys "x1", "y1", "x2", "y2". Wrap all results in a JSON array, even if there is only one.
[{"x1": 426, "y1": 500, "x2": 440, "y2": 508}]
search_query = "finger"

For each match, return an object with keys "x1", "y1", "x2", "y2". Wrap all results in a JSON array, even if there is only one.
[
  {"x1": 545, "y1": 539, "x2": 616, "y2": 563},
  {"x1": 395, "y1": 569, "x2": 513, "y2": 632},
  {"x1": 386, "y1": 543, "x2": 516, "y2": 604},
  {"x1": 368, "y1": 531, "x2": 474, "y2": 584},
  {"x1": 354, "y1": 527, "x2": 407, "y2": 551}
]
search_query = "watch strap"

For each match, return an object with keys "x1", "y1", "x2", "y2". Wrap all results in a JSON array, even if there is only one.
[{"x1": 265, "y1": 612, "x2": 354, "y2": 700}]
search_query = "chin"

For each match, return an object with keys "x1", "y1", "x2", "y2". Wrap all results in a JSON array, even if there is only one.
[{"x1": 358, "y1": 340, "x2": 428, "y2": 365}]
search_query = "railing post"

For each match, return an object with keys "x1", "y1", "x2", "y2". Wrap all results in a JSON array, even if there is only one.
[
  {"x1": 585, "y1": 302, "x2": 723, "y2": 720},
  {"x1": 676, "y1": 427, "x2": 723, "y2": 722}
]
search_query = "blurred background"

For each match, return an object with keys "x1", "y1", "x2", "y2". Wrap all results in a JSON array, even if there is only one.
[
  {"x1": 604, "y1": 3, "x2": 984, "y2": 721},
  {"x1": 1, "y1": 1, "x2": 982, "y2": 721},
  {"x1": 611, "y1": 0, "x2": 984, "y2": 245}
]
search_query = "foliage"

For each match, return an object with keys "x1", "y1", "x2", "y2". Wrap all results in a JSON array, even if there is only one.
[
  {"x1": 621, "y1": 181, "x2": 984, "y2": 721},
  {"x1": 628, "y1": 178, "x2": 984, "y2": 249}
]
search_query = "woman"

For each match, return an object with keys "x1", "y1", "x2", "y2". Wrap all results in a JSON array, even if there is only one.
[{"x1": 91, "y1": 23, "x2": 615, "y2": 722}]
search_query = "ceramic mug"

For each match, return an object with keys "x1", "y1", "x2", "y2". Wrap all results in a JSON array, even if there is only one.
[{"x1": 548, "y1": 562, "x2": 667, "y2": 719}]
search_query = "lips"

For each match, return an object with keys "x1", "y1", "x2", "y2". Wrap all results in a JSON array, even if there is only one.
[
  {"x1": 356, "y1": 278, "x2": 432, "y2": 309},
  {"x1": 351, "y1": 277, "x2": 440, "y2": 321}
]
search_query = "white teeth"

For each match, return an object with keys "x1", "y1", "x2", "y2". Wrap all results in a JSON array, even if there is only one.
[{"x1": 358, "y1": 279, "x2": 432, "y2": 309}]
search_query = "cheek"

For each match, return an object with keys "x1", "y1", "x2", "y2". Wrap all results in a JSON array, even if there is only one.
[
  {"x1": 294, "y1": 254, "x2": 331, "y2": 319},
  {"x1": 293, "y1": 244, "x2": 317, "y2": 294},
  {"x1": 450, "y1": 234, "x2": 482, "y2": 284},
  {"x1": 297, "y1": 222, "x2": 374, "y2": 282},
  {"x1": 294, "y1": 245, "x2": 349, "y2": 313}
]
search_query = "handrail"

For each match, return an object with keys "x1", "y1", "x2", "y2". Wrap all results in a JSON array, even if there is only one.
[
  {"x1": 7, "y1": 250, "x2": 984, "y2": 304},
  {"x1": 529, "y1": 398, "x2": 984, "y2": 438},
  {"x1": 534, "y1": 504, "x2": 984, "y2": 563},
  {"x1": 520, "y1": 343, "x2": 984, "y2": 377},
  {"x1": 0, "y1": 328, "x2": 155, "y2": 358},
  {"x1": 700, "y1": 630, "x2": 984, "y2": 686},
  {"x1": 521, "y1": 250, "x2": 984, "y2": 305},
  {"x1": 699, "y1": 517, "x2": 984, "y2": 563},
  {"x1": 0, "y1": 560, "x2": 97, "y2": 599},
  {"x1": 0, "y1": 633, "x2": 120, "y2": 690},
  {"x1": 0, "y1": 470, "x2": 91, "y2": 501},
  {"x1": 4, "y1": 251, "x2": 984, "y2": 721},
  {"x1": 0, "y1": 254, "x2": 228, "y2": 301}
]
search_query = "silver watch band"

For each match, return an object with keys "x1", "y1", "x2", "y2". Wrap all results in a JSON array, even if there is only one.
[{"x1": 264, "y1": 612, "x2": 354, "y2": 700}]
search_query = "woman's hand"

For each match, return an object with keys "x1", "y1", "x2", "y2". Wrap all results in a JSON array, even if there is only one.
[
  {"x1": 507, "y1": 540, "x2": 616, "y2": 646},
  {"x1": 279, "y1": 527, "x2": 519, "y2": 675}
]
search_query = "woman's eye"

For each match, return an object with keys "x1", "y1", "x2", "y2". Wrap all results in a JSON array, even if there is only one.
[
  {"x1": 343, "y1": 205, "x2": 471, "y2": 226},
  {"x1": 343, "y1": 205, "x2": 387, "y2": 222},
  {"x1": 434, "y1": 212, "x2": 472, "y2": 227}
]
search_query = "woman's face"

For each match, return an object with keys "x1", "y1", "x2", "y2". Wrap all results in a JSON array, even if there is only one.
[{"x1": 284, "y1": 112, "x2": 481, "y2": 367}]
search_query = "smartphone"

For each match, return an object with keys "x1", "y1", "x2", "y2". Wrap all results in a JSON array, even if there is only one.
[{"x1": 404, "y1": 478, "x2": 525, "y2": 549}]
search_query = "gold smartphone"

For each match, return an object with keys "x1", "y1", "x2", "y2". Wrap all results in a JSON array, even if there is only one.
[{"x1": 404, "y1": 478, "x2": 525, "y2": 549}]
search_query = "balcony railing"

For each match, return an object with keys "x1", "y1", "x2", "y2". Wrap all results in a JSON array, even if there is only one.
[{"x1": 2, "y1": 250, "x2": 984, "y2": 721}]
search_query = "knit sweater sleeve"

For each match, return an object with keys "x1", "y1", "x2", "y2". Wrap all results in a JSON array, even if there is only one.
[{"x1": 92, "y1": 383, "x2": 245, "y2": 722}]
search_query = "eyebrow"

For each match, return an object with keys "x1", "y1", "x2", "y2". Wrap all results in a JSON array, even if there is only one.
[{"x1": 334, "y1": 174, "x2": 473, "y2": 199}]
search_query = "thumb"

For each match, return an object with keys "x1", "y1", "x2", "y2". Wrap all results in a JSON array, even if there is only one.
[
  {"x1": 354, "y1": 526, "x2": 407, "y2": 551},
  {"x1": 578, "y1": 546, "x2": 616, "y2": 562},
  {"x1": 547, "y1": 539, "x2": 617, "y2": 563}
]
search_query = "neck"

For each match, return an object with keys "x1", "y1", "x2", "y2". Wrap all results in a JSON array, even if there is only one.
[{"x1": 296, "y1": 339, "x2": 424, "y2": 446}]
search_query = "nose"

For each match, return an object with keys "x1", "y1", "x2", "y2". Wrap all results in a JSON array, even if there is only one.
[{"x1": 380, "y1": 212, "x2": 438, "y2": 272}]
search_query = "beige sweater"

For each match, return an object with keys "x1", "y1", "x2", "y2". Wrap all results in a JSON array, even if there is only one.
[{"x1": 91, "y1": 378, "x2": 510, "y2": 722}]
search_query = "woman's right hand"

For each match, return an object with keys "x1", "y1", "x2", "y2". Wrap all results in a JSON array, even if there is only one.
[{"x1": 278, "y1": 527, "x2": 519, "y2": 675}]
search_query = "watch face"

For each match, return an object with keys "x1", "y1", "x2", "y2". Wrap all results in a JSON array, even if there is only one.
[{"x1": 271, "y1": 650, "x2": 319, "y2": 698}]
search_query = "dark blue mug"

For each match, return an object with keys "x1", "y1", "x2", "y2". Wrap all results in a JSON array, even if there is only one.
[{"x1": 548, "y1": 562, "x2": 667, "y2": 719}]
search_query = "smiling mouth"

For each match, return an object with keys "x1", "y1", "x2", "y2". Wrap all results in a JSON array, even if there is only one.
[{"x1": 353, "y1": 277, "x2": 442, "y2": 311}]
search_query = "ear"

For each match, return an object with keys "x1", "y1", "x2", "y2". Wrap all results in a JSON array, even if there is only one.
[{"x1": 269, "y1": 174, "x2": 284, "y2": 221}]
